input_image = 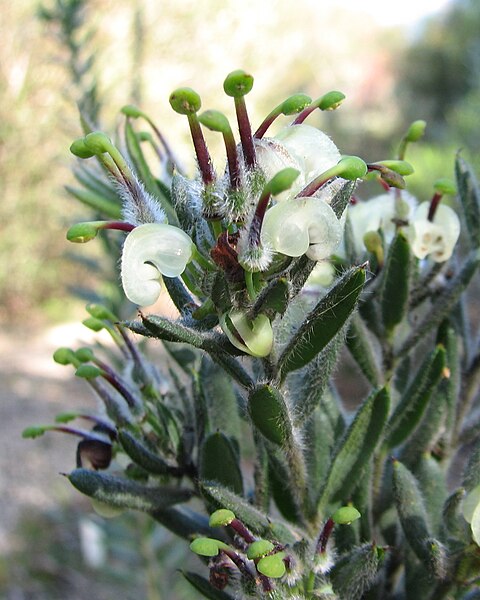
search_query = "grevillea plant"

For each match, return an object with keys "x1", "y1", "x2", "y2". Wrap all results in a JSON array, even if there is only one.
[{"x1": 24, "y1": 70, "x2": 480, "y2": 599}]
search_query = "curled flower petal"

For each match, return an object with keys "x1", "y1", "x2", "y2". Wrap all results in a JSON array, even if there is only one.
[
  {"x1": 121, "y1": 223, "x2": 194, "y2": 306},
  {"x1": 275, "y1": 124, "x2": 341, "y2": 184},
  {"x1": 348, "y1": 191, "x2": 417, "y2": 256},
  {"x1": 261, "y1": 197, "x2": 342, "y2": 260},
  {"x1": 255, "y1": 124, "x2": 341, "y2": 201},
  {"x1": 220, "y1": 311, "x2": 273, "y2": 357},
  {"x1": 410, "y1": 202, "x2": 460, "y2": 263}
]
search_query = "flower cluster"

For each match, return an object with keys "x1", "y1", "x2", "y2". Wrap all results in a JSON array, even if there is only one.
[{"x1": 67, "y1": 72, "x2": 461, "y2": 360}]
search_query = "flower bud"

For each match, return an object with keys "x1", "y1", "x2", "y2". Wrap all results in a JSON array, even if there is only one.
[
  {"x1": 256, "y1": 552, "x2": 287, "y2": 578},
  {"x1": 120, "y1": 104, "x2": 143, "y2": 118},
  {"x1": 374, "y1": 160, "x2": 414, "y2": 176},
  {"x1": 209, "y1": 509, "x2": 236, "y2": 527},
  {"x1": 280, "y1": 93, "x2": 312, "y2": 115},
  {"x1": 246, "y1": 540, "x2": 275, "y2": 560},
  {"x1": 405, "y1": 119, "x2": 427, "y2": 142},
  {"x1": 75, "y1": 347, "x2": 95, "y2": 362},
  {"x1": 75, "y1": 364, "x2": 103, "y2": 379},
  {"x1": 198, "y1": 110, "x2": 230, "y2": 134},
  {"x1": 318, "y1": 90, "x2": 346, "y2": 110},
  {"x1": 220, "y1": 311, "x2": 273, "y2": 357},
  {"x1": 67, "y1": 221, "x2": 104, "y2": 243},
  {"x1": 169, "y1": 87, "x2": 201, "y2": 115},
  {"x1": 332, "y1": 506, "x2": 361, "y2": 525},
  {"x1": 223, "y1": 69, "x2": 254, "y2": 97},
  {"x1": 84, "y1": 131, "x2": 114, "y2": 155},
  {"x1": 70, "y1": 138, "x2": 95, "y2": 159},
  {"x1": 336, "y1": 155, "x2": 368, "y2": 180},
  {"x1": 53, "y1": 347, "x2": 76, "y2": 365},
  {"x1": 434, "y1": 178, "x2": 457, "y2": 196},
  {"x1": 190, "y1": 537, "x2": 230, "y2": 557}
]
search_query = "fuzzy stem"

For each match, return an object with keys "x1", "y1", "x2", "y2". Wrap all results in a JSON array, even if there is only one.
[
  {"x1": 94, "y1": 358, "x2": 143, "y2": 412},
  {"x1": 245, "y1": 269, "x2": 256, "y2": 301},
  {"x1": 316, "y1": 518, "x2": 335, "y2": 554},
  {"x1": 254, "y1": 107, "x2": 282, "y2": 139},
  {"x1": 223, "y1": 128, "x2": 241, "y2": 189},
  {"x1": 229, "y1": 518, "x2": 256, "y2": 544}
]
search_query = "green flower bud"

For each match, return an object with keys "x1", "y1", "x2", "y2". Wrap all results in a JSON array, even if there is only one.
[
  {"x1": 257, "y1": 552, "x2": 286, "y2": 578},
  {"x1": 337, "y1": 156, "x2": 368, "y2": 180},
  {"x1": 374, "y1": 160, "x2": 414, "y2": 176},
  {"x1": 22, "y1": 425, "x2": 49, "y2": 439},
  {"x1": 434, "y1": 178, "x2": 457, "y2": 196},
  {"x1": 332, "y1": 506, "x2": 361, "y2": 525},
  {"x1": 169, "y1": 87, "x2": 201, "y2": 115},
  {"x1": 84, "y1": 131, "x2": 114, "y2": 155},
  {"x1": 120, "y1": 104, "x2": 143, "y2": 118},
  {"x1": 405, "y1": 120, "x2": 427, "y2": 142},
  {"x1": 75, "y1": 364, "x2": 103, "y2": 379},
  {"x1": 86, "y1": 304, "x2": 118, "y2": 322},
  {"x1": 209, "y1": 509, "x2": 235, "y2": 527},
  {"x1": 318, "y1": 90, "x2": 346, "y2": 111},
  {"x1": 281, "y1": 93, "x2": 312, "y2": 115},
  {"x1": 75, "y1": 347, "x2": 94, "y2": 362},
  {"x1": 265, "y1": 167, "x2": 300, "y2": 197},
  {"x1": 66, "y1": 221, "x2": 103, "y2": 243},
  {"x1": 223, "y1": 69, "x2": 254, "y2": 97},
  {"x1": 246, "y1": 540, "x2": 275, "y2": 560},
  {"x1": 82, "y1": 317, "x2": 106, "y2": 332},
  {"x1": 363, "y1": 231, "x2": 383, "y2": 253},
  {"x1": 198, "y1": 110, "x2": 230, "y2": 134},
  {"x1": 189, "y1": 537, "x2": 230, "y2": 557},
  {"x1": 53, "y1": 347, "x2": 76, "y2": 365},
  {"x1": 54, "y1": 412, "x2": 79, "y2": 423},
  {"x1": 70, "y1": 138, "x2": 95, "y2": 159}
]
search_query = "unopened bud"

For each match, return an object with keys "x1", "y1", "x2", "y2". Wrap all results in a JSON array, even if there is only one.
[
  {"x1": 337, "y1": 156, "x2": 368, "y2": 180},
  {"x1": 223, "y1": 69, "x2": 254, "y2": 97},
  {"x1": 434, "y1": 178, "x2": 457, "y2": 196},
  {"x1": 66, "y1": 221, "x2": 104, "y2": 243},
  {"x1": 247, "y1": 540, "x2": 275, "y2": 560},
  {"x1": 198, "y1": 110, "x2": 231, "y2": 134},
  {"x1": 75, "y1": 347, "x2": 95, "y2": 362},
  {"x1": 319, "y1": 90, "x2": 346, "y2": 110},
  {"x1": 265, "y1": 167, "x2": 300, "y2": 197},
  {"x1": 257, "y1": 552, "x2": 287, "y2": 578},
  {"x1": 281, "y1": 93, "x2": 312, "y2": 115},
  {"x1": 374, "y1": 160, "x2": 414, "y2": 176},
  {"x1": 53, "y1": 347, "x2": 76, "y2": 365},
  {"x1": 169, "y1": 87, "x2": 201, "y2": 115},
  {"x1": 332, "y1": 506, "x2": 361, "y2": 525},
  {"x1": 120, "y1": 104, "x2": 143, "y2": 118},
  {"x1": 190, "y1": 537, "x2": 230, "y2": 557},
  {"x1": 209, "y1": 509, "x2": 235, "y2": 527},
  {"x1": 75, "y1": 364, "x2": 103, "y2": 379},
  {"x1": 405, "y1": 120, "x2": 426, "y2": 142},
  {"x1": 70, "y1": 138, "x2": 95, "y2": 159},
  {"x1": 84, "y1": 131, "x2": 113, "y2": 155}
]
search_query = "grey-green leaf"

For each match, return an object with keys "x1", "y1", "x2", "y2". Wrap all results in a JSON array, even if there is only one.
[
  {"x1": 381, "y1": 231, "x2": 411, "y2": 333},
  {"x1": 318, "y1": 387, "x2": 390, "y2": 511},
  {"x1": 277, "y1": 265, "x2": 367, "y2": 377}
]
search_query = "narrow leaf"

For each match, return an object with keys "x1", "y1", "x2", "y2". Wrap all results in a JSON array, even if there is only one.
[
  {"x1": 118, "y1": 430, "x2": 182, "y2": 477},
  {"x1": 318, "y1": 387, "x2": 390, "y2": 511},
  {"x1": 151, "y1": 506, "x2": 214, "y2": 540},
  {"x1": 385, "y1": 346, "x2": 446, "y2": 449},
  {"x1": 456, "y1": 154, "x2": 480, "y2": 245},
  {"x1": 248, "y1": 385, "x2": 292, "y2": 446},
  {"x1": 68, "y1": 468, "x2": 193, "y2": 511},
  {"x1": 397, "y1": 250, "x2": 480, "y2": 357},
  {"x1": 381, "y1": 231, "x2": 411, "y2": 333},
  {"x1": 278, "y1": 265, "x2": 367, "y2": 377},
  {"x1": 346, "y1": 314, "x2": 382, "y2": 386},
  {"x1": 200, "y1": 432, "x2": 243, "y2": 495}
]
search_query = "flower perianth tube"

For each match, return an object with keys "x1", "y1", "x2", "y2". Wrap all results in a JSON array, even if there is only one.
[{"x1": 121, "y1": 223, "x2": 194, "y2": 306}]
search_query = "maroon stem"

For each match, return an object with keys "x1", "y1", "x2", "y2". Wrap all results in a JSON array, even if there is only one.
[
  {"x1": 296, "y1": 175, "x2": 331, "y2": 198},
  {"x1": 292, "y1": 103, "x2": 317, "y2": 125},
  {"x1": 234, "y1": 96, "x2": 256, "y2": 169},
  {"x1": 230, "y1": 518, "x2": 256, "y2": 544},
  {"x1": 223, "y1": 130, "x2": 241, "y2": 189},
  {"x1": 187, "y1": 114, "x2": 215, "y2": 185},
  {"x1": 94, "y1": 358, "x2": 142, "y2": 412},
  {"x1": 52, "y1": 425, "x2": 112, "y2": 444},
  {"x1": 100, "y1": 221, "x2": 136, "y2": 233},
  {"x1": 316, "y1": 518, "x2": 335, "y2": 554},
  {"x1": 254, "y1": 111, "x2": 280, "y2": 140},
  {"x1": 427, "y1": 192, "x2": 442, "y2": 222},
  {"x1": 246, "y1": 190, "x2": 272, "y2": 248}
]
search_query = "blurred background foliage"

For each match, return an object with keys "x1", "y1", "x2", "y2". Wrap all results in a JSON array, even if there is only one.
[{"x1": 1, "y1": 0, "x2": 478, "y2": 324}]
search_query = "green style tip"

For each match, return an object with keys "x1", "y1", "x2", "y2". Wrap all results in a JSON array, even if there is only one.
[
  {"x1": 223, "y1": 69, "x2": 254, "y2": 97},
  {"x1": 169, "y1": 87, "x2": 202, "y2": 115}
]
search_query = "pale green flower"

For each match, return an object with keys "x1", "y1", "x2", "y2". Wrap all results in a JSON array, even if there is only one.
[
  {"x1": 121, "y1": 223, "x2": 194, "y2": 306},
  {"x1": 220, "y1": 311, "x2": 273, "y2": 357}
]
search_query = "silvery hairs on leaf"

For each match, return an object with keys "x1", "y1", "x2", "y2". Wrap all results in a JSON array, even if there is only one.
[{"x1": 117, "y1": 168, "x2": 166, "y2": 225}]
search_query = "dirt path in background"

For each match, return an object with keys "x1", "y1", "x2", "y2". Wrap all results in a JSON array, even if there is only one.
[{"x1": 0, "y1": 324, "x2": 107, "y2": 554}]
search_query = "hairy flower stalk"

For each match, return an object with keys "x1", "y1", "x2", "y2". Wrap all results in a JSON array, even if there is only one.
[{"x1": 27, "y1": 68, "x2": 480, "y2": 600}]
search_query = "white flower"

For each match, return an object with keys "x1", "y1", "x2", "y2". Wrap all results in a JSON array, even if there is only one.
[
  {"x1": 261, "y1": 196, "x2": 343, "y2": 260},
  {"x1": 121, "y1": 223, "x2": 194, "y2": 306},
  {"x1": 220, "y1": 310, "x2": 273, "y2": 357},
  {"x1": 347, "y1": 191, "x2": 416, "y2": 256},
  {"x1": 255, "y1": 124, "x2": 341, "y2": 201},
  {"x1": 409, "y1": 202, "x2": 460, "y2": 263}
]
